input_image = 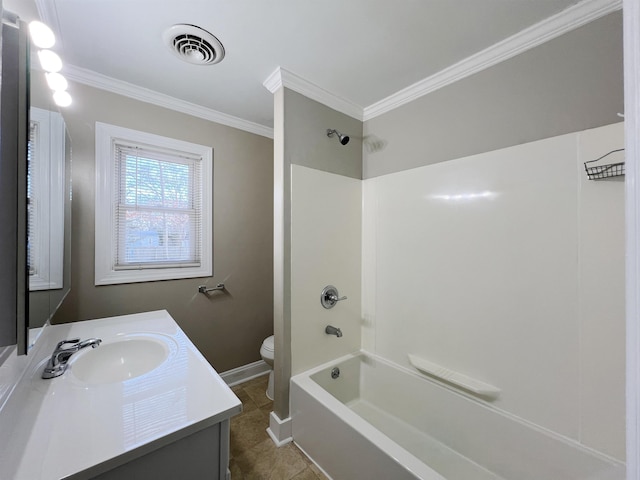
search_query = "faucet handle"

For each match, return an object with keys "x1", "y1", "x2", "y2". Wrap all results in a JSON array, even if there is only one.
[
  {"x1": 321, "y1": 285, "x2": 348, "y2": 309},
  {"x1": 329, "y1": 294, "x2": 347, "y2": 303},
  {"x1": 78, "y1": 338, "x2": 102, "y2": 349},
  {"x1": 55, "y1": 338, "x2": 80, "y2": 350}
]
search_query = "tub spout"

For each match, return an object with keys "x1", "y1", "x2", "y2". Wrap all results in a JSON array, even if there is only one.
[{"x1": 325, "y1": 325, "x2": 343, "y2": 337}]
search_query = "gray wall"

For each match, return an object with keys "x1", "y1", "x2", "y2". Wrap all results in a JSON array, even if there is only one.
[
  {"x1": 52, "y1": 81, "x2": 274, "y2": 373},
  {"x1": 364, "y1": 11, "x2": 623, "y2": 178},
  {"x1": 272, "y1": 88, "x2": 362, "y2": 419},
  {"x1": 284, "y1": 89, "x2": 362, "y2": 179}
]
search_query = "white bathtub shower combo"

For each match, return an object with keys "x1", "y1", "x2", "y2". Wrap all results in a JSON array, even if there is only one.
[
  {"x1": 284, "y1": 123, "x2": 626, "y2": 479},
  {"x1": 291, "y1": 353, "x2": 624, "y2": 480}
]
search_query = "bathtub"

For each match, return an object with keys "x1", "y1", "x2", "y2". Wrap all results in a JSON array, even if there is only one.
[{"x1": 290, "y1": 352, "x2": 625, "y2": 480}]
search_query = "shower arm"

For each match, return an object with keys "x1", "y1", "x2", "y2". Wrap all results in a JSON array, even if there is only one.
[{"x1": 326, "y1": 128, "x2": 350, "y2": 145}]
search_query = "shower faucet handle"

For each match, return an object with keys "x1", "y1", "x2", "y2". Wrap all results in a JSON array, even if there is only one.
[{"x1": 321, "y1": 285, "x2": 347, "y2": 309}]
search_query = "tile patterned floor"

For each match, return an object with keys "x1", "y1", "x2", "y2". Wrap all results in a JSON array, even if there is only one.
[{"x1": 229, "y1": 375, "x2": 329, "y2": 480}]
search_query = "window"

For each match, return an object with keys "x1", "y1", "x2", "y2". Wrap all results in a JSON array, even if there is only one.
[
  {"x1": 95, "y1": 123, "x2": 212, "y2": 285},
  {"x1": 28, "y1": 107, "x2": 66, "y2": 291}
]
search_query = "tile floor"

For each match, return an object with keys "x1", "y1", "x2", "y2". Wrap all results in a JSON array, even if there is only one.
[{"x1": 229, "y1": 375, "x2": 329, "y2": 480}]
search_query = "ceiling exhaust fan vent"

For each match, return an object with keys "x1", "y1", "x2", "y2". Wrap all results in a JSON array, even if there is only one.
[{"x1": 163, "y1": 24, "x2": 225, "y2": 65}]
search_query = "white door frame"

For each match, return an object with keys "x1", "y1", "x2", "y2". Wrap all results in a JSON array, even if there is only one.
[{"x1": 625, "y1": 0, "x2": 640, "y2": 478}]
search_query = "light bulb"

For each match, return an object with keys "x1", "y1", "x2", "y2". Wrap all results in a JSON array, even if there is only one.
[
  {"x1": 45, "y1": 72, "x2": 68, "y2": 91},
  {"x1": 53, "y1": 90, "x2": 72, "y2": 107},
  {"x1": 28, "y1": 21, "x2": 55, "y2": 49},
  {"x1": 38, "y1": 50, "x2": 62, "y2": 73}
]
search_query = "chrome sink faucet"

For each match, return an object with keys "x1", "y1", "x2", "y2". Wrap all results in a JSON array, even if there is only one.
[{"x1": 42, "y1": 338, "x2": 102, "y2": 379}]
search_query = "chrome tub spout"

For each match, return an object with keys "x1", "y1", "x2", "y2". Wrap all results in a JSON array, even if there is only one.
[{"x1": 325, "y1": 325, "x2": 343, "y2": 337}]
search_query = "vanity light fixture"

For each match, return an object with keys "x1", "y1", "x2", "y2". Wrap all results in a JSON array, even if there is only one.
[
  {"x1": 38, "y1": 49, "x2": 62, "y2": 73},
  {"x1": 45, "y1": 72, "x2": 68, "y2": 91},
  {"x1": 53, "y1": 90, "x2": 72, "y2": 107},
  {"x1": 28, "y1": 21, "x2": 73, "y2": 107},
  {"x1": 28, "y1": 21, "x2": 55, "y2": 49}
]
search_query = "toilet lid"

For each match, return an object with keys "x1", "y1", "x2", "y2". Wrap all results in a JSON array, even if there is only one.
[{"x1": 262, "y1": 335, "x2": 274, "y2": 353}]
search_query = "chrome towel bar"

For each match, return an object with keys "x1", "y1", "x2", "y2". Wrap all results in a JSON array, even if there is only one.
[{"x1": 198, "y1": 283, "x2": 225, "y2": 294}]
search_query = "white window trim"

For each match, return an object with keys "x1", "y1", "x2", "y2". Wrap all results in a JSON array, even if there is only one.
[
  {"x1": 29, "y1": 107, "x2": 65, "y2": 291},
  {"x1": 95, "y1": 122, "x2": 212, "y2": 285}
]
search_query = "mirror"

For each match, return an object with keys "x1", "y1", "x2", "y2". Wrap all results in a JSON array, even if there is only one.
[{"x1": 27, "y1": 67, "x2": 72, "y2": 346}]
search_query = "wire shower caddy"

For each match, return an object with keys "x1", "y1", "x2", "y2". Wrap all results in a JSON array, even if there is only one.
[{"x1": 584, "y1": 148, "x2": 625, "y2": 180}]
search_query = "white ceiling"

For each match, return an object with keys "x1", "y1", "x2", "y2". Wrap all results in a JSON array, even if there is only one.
[{"x1": 7, "y1": 0, "x2": 597, "y2": 132}]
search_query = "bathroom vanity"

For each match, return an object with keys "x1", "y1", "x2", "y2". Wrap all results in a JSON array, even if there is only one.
[{"x1": 0, "y1": 310, "x2": 241, "y2": 480}]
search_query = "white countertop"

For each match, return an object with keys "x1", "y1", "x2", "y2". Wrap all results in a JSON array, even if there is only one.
[{"x1": 0, "y1": 310, "x2": 242, "y2": 480}]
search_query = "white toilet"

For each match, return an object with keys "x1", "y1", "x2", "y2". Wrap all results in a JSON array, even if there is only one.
[{"x1": 260, "y1": 335, "x2": 275, "y2": 400}]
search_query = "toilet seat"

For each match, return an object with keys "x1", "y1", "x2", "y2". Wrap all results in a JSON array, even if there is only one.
[
  {"x1": 260, "y1": 335, "x2": 275, "y2": 367},
  {"x1": 261, "y1": 335, "x2": 274, "y2": 354},
  {"x1": 260, "y1": 335, "x2": 275, "y2": 400}
]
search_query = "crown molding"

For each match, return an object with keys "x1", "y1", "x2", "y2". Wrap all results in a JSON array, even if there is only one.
[
  {"x1": 363, "y1": 0, "x2": 622, "y2": 121},
  {"x1": 263, "y1": 67, "x2": 363, "y2": 121},
  {"x1": 63, "y1": 64, "x2": 273, "y2": 138},
  {"x1": 263, "y1": 68, "x2": 283, "y2": 94}
]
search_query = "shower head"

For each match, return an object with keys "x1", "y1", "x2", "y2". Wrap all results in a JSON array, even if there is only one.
[{"x1": 327, "y1": 129, "x2": 350, "y2": 145}]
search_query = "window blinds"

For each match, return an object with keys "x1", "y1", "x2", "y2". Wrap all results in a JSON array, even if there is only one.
[{"x1": 113, "y1": 142, "x2": 203, "y2": 269}]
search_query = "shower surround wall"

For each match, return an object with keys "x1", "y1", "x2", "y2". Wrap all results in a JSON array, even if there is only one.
[
  {"x1": 291, "y1": 165, "x2": 361, "y2": 375},
  {"x1": 362, "y1": 122, "x2": 625, "y2": 460},
  {"x1": 272, "y1": 88, "x2": 362, "y2": 422},
  {"x1": 357, "y1": 11, "x2": 624, "y2": 461}
]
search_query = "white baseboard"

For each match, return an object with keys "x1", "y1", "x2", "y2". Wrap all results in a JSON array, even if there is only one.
[
  {"x1": 220, "y1": 360, "x2": 271, "y2": 387},
  {"x1": 266, "y1": 411, "x2": 293, "y2": 447}
]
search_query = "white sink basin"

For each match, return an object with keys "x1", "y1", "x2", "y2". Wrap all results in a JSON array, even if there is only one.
[{"x1": 70, "y1": 336, "x2": 171, "y2": 384}]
